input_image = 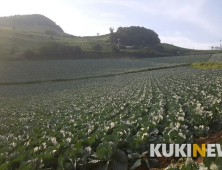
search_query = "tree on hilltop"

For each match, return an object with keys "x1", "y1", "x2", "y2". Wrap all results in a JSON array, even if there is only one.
[
  {"x1": 109, "y1": 27, "x2": 114, "y2": 34},
  {"x1": 110, "y1": 26, "x2": 160, "y2": 47}
]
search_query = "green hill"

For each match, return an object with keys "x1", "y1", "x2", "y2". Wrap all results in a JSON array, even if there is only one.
[
  {"x1": 0, "y1": 14, "x2": 64, "y2": 34},
  {"x1": 0, "y1": 14, "x2": 219, "y2": 61}
]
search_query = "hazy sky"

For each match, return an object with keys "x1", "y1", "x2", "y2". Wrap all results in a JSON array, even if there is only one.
[{"x1": 0, "y1": 0, "x2": 222, "y2": 49}]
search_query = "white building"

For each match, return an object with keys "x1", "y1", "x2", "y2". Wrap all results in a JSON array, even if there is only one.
[{"x1": 125, "y1": 46, "x2": 134, "y2": 49}]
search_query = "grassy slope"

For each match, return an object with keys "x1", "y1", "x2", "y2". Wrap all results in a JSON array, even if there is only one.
[
  {"x1": 0, "y1": 27, "x2": 113, "y2": 60},
  {"x1": 0, "y1": 26, "x2": 219, "y2": 61},
  {"x1": 162, "y1": 43, "x2": 221, "y2": 55},
  {"x1": 161, "y1": 43, "x2": 192, "y2": 51}
]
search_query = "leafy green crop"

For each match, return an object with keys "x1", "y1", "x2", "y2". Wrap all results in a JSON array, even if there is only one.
[{"x1": 0, "y1": 55, "x2": 222, "y2": 169}]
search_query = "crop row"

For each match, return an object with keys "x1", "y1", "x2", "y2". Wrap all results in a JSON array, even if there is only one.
[
  {"x1": 0, "y1": 54, "x2": 210, "y2": 83},
  {"x1": 0, "y1": 66, "x2": 221, "y2": 169}
]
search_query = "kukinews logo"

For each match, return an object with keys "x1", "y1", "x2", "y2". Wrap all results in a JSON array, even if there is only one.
[{"x1": 149, "y1": 144, "x2": 221, "y2": 157}]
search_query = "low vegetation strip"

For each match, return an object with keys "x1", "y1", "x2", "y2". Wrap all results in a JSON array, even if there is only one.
[
  {"x1": 192, "y1": 62, "x2": 222, "y2": 69},
  {"x1": 0, "y1": 64, "x2": 190, "y2": 86}
]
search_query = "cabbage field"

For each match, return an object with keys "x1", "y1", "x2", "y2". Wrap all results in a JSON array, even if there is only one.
[
  {"x1": 208, "y1": 53, "x2": 222, "y2": 62},
  {"x1": 0, "y1": 54, "x2": 222, "y2": 170},
  {"x1": 0, "y1": 54, "x2": 210, "y2": 84}
]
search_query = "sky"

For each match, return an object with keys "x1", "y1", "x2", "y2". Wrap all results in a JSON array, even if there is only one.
[{"x1": 0, "y1": 0, "x2": 222, "y2": 50}]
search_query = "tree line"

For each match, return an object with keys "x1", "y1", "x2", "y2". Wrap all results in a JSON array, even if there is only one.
[{"x1": 24, "y1": 41, "x2": 82, "y2": 59}]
